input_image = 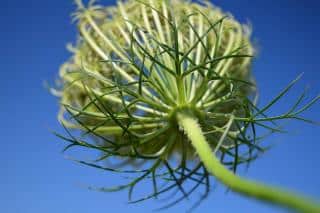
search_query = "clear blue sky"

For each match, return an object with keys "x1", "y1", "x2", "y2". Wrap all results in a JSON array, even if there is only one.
[{"x1": 1, "y1": 0, "x2": 319, "y2": 212}]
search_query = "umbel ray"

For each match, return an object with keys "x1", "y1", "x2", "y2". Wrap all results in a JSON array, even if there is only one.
[{"x1": 52, "y1": 0, "x2": 320, "y2": 212}]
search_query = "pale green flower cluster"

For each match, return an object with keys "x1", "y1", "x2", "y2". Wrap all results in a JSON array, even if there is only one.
[
  {"x1": 58, "y1": 0, "x2": 254, "y2": 159},
  {"x1": 54, "y1": 1, "x2": 320, "y2": 211}
]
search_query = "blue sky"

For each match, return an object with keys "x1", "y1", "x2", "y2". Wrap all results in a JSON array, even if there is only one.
[{"x1": 1, "y1": 0, "x2": 320, "y2": 212}]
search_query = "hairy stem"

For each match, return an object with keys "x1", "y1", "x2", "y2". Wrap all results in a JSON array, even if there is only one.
[{"x1": 177, "y1": 112, "x2": 320, "y2": 213}]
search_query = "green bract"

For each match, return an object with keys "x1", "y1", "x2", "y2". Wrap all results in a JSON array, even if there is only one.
[{"x1": 54, "y1": 0, "x2": 320, "y2": 211}]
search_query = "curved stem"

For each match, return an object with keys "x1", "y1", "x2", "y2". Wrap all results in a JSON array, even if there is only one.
[{"x1": 177, "y1": 112, "x2": 320, "y2": 213}]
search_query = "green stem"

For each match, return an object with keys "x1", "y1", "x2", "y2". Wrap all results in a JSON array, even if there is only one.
[
  {"x1": 176, "y1": 76, "x2": 186, "y2": 105},
  {"x1": 177, "y1": 112, "x2": 320, "y2": 213}
]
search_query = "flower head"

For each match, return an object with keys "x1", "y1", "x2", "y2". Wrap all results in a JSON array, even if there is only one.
[{"x1": 54, "y1": 0, "x2": 318, "y2": 209}]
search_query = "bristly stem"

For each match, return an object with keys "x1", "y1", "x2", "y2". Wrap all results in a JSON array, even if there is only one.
[{"x1": 177, "y1": 112, "x2": 320, "y2": 213}]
